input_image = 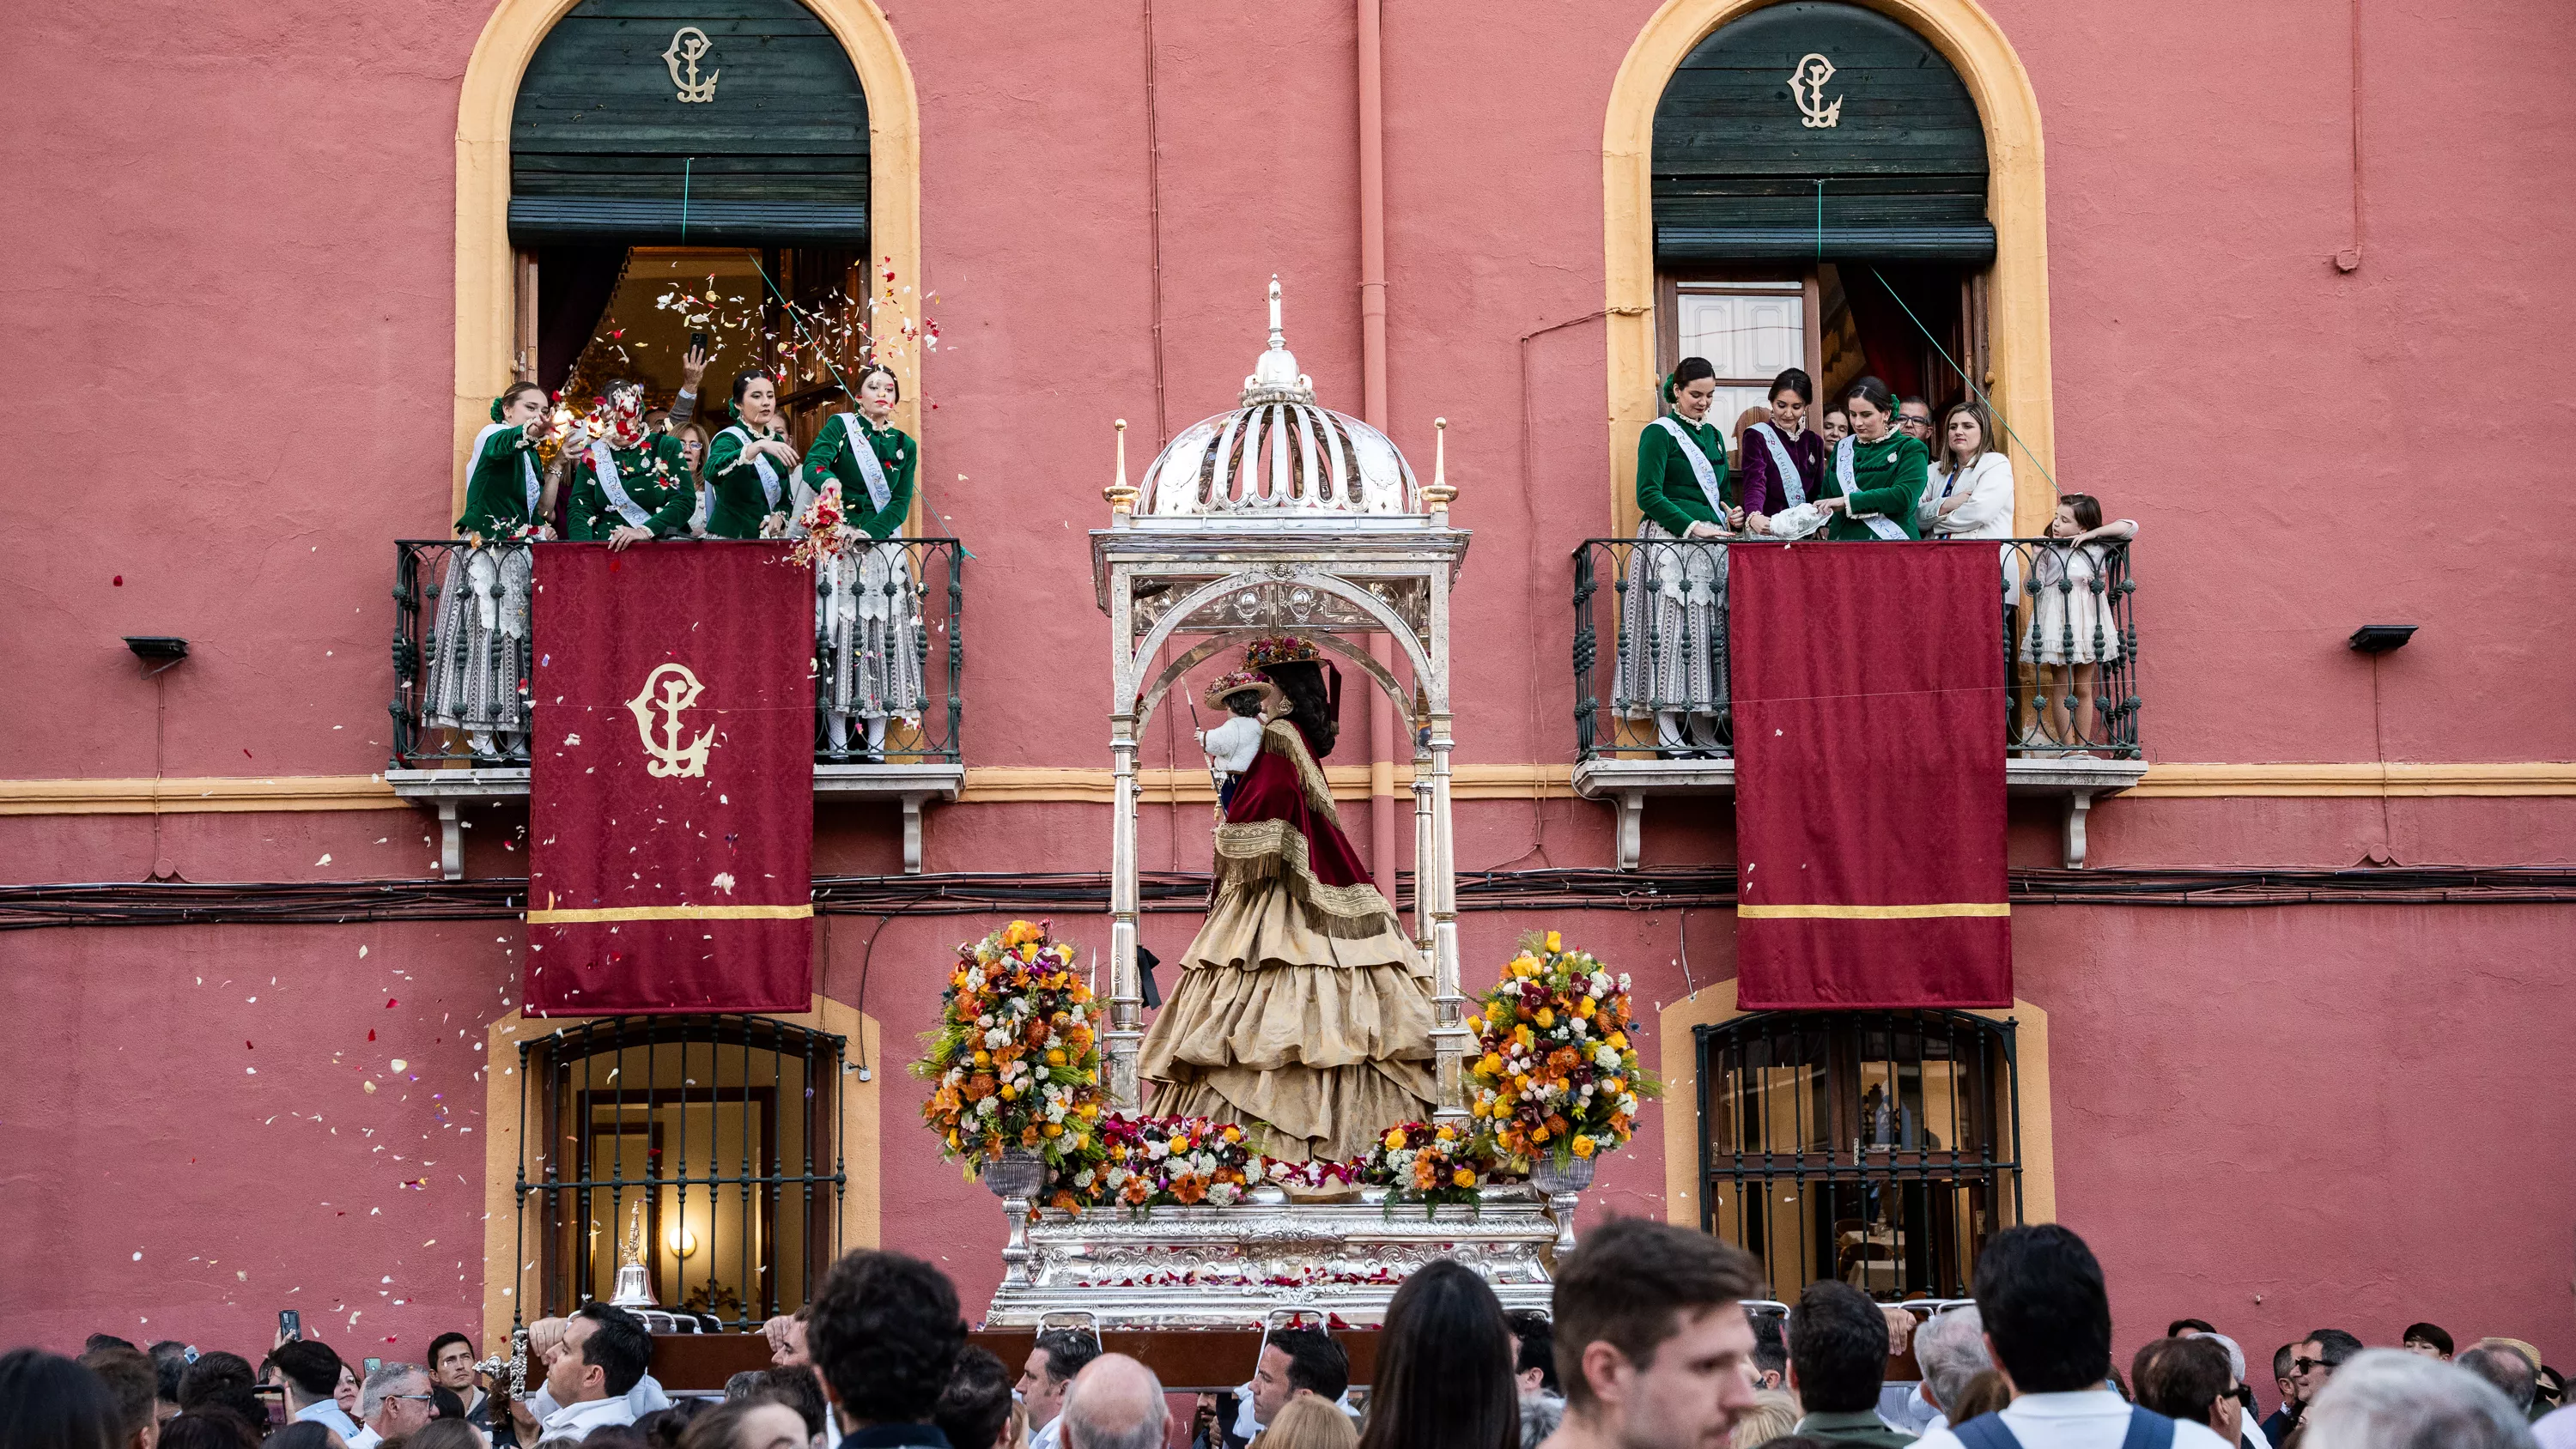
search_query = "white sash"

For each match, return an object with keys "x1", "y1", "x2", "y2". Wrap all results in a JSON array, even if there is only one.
[
  {"x1": 723, "y1": 426, "x2": 785, "y2": 510},
  {"x1": 1834, "y1": 435, "x2": 1911, "y2": 541},
  {"x1": 471, "y1": 422, "x2": 543, "y2": 521},
  {"x1": 841, "y1": 415, "x2": 895, "y2": 515},
  {"x1": 1652, "y1": 415, "x2": 1728, "y2": 516},
  {"x1": 1744, "y1": 421, "x2": 1808, "y2": 509},
  {"x1": 587, "y1": 439, "x2": 653, "y2": 530}
]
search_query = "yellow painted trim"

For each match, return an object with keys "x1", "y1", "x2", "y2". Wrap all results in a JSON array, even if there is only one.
[
  {"x1": 1737, "y1": 901, "x2": 2008, "y2": 919},
  {"x1": 1658, "y1": 979, "x2": 2056, "y2": 1240},
  {"x1": 526, "y1": 903, "x2": 812, "y2": 923},
  {"x1": 2132, "y1": 762, "x2": 2576, "y2": 797},
  {"x1": 453, "y1": 0, "x2": 924, "y2": 520},
  {"x1": 6, "y1": 762, "x2": 2568, "y2": 816},
  {"x1": 1606, "y1": 0, "x2": 2057, "y2": 539},
  {"x1": 960, "y1": 763, "x2": 1576, "y2": 805},
  {"x1": 0, "y1": 776, "x2": 402, "y2": 815},
  {"x1": 478, "y1": 996, "x2": 880, "y2": 1349}
]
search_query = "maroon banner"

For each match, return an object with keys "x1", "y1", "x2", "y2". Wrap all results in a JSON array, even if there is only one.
[
  {"x1": 1729, "y1": 542, "x2": 2009, "y2": 1008},
  {"x1": 525, "y1": 542, "x2": 815, "y2": 1015}
]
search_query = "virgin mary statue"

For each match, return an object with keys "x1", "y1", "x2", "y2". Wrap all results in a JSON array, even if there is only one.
[{"x1": 1137, "y1": 636, "x2": 1437, "y2": 1161}]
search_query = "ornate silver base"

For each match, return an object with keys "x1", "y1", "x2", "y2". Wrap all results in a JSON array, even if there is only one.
[{"x1": 984, "y1": 1186, "x2": 1569, "y2": 1328}]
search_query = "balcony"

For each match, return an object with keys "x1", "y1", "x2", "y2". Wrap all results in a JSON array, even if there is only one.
[
  {"x1": 1571, "y1": 537, "x2": 2145, "y2": 869},
  {"x1": 386, "y1": 538, "x2": 965, "y2": 876}
]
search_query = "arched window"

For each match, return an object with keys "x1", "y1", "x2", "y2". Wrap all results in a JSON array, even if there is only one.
[
  {"x1": 1694, "y1": 1009, "x2": 2020, "y2": 1300},
  {"x1": 1652, "y1": 2, "x2": 1993, "y2": 438},
  {"x1": 514, "y1": 1015, "x2": 845, "y2": 1328}
]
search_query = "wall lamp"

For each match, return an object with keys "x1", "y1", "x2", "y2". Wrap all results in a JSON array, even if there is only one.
[
  {"x1": 125, "y1": 636, "x2": 190, "y2": 676},
  {"x1": 2348, "y1": 625, "x2": 2417, "y2": 654}
]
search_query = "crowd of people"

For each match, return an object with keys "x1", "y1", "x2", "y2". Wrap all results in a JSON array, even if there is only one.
[
  {"x1": 1614, "y1": 360, "x2": 2137, "y2": 757},
  {"x1": 424, "y1": 352, "x2": 924, "y2": 762},
  {"x1": 9, "y1": 1223, "x2": 2563, "y2": 1449}
]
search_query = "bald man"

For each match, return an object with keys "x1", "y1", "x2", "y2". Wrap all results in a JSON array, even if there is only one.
[{"x1": 1060, "y1": 1355, "x2": 1170, "y2": 1449}]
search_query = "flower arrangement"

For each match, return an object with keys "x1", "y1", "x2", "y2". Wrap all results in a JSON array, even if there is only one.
[
  {"x1": 1241, "y1": 634, "x2": 1321, "y2": 670},
  {"x1": 1362, "y1": 1120, "x2": 1492, "y2": 1216},
  {"x1": 913, "y1": 920, "x2": 1105, "y2": 1185},
  {"x1": 1468, "y1": 931, "x2": 1660, "y2": 1170},
  {"x1": 786, "y1": 482, "x2": 852, "y2": 567},
  {"x1": 1075, "y1": 1114, "x2": 1262, "y2": 1210}
]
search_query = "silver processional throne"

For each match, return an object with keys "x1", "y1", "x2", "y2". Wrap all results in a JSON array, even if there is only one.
[{"x1": 1089, "y1": 279, "x2": 1473, "y2": 1124}]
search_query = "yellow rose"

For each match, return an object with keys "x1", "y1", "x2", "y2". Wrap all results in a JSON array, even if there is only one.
[
  {"x1": 1477, "y1": 1052, "x2": 1504, "y2": 1077},
  {"x1": 1533, "y1": 1125, "x2": 1552, "y2": 1143},
  {"x1": 1571, "y1": 1135, "x2": 1596, "y2": 1159},
  {"x1": 1452, "y1": 1167, "x2": 1476, "y2": 1188},
  {"x1": 1607, "y1": 1031, "x2": 1629, "y2": 1050},
  {"x1": 1534, "y1": 1007, "x2": 1556, "y2": 1028},
  {"x1": 1047, "y1": 1048, "x2": 1066, "y2": 1066},
  {"x1": 1544, "y1": 931, "x2": 1562, "y2": 953},
  {"x1": 974, "y1": 1049, "x2": 992, "y2": 1066},
  {"x1": 1435, "y1": 1125, "x2": 1457, "y2": 1143},
  {"x1": 1579, "y1": 997, "x2": 1597, "y2": 1016},
  {"x1": 1384, "y1": 1129, "x2": 1407, "y2": 1150},
  {"x1": 998, "y1": 1084, "x2": 1017, "y2": 1100},
  {"x1": 1042, "y1": 1122, "x2": 1064, "y2": 1137},
  {"x1": 1469, "y1": 1097, "x2": 1489, "y2": 1118}
]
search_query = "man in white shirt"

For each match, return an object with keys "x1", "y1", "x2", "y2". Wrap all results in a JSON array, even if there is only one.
[
  {"x1": 347, "y1": 1363, "x2": 434, "y2": 1449},
  {"x1": 1016, "y1": 1330, "x2": 1102, "y2": 1449},
  {"x1": 535, "y1": 1304, "x2": 653, "y2": 1442},
  {"x1": 1913, "y1": 1225, "x2": 2230, "y2": 1449},
  {"x1": 267, "y1": 1341, "x2": 365, "y2": 1443}
]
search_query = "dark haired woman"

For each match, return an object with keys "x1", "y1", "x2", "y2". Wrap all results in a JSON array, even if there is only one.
[
  {"x1": 797, "y1": 363, "x2": 922, "y2": 760},
  {"x1": 425, "y1": 382, "x2": 556, "y2": 761},
  {"x1": 1352, "y1": 1261, "x2": 1520, "y2": 1449},
  {"x1": 0, "y1": 1348, "x2": 125, "y2": 1449},
  {"x1": 2026, "y1": 492, "x2": 2136, "y2": 751},
  {"x1": 1736, "y1": 367, "x2": 1825, "y2": 533},
  {"x1": 704, "y1": 371, "x2": 802, "y2": 540},
  {"x1": 1613, "y1": 355, "x2": 1746, "y2": 757},
  {"x1": 567, "y1": 379, "x2": 692, "y2": 549},
  {"x1": 1753, "y1": 378, "x2": 1929, "y2": 543},
  {"x1": 1137, "y1": 637, "x2": 1437, "y2": 1161}
]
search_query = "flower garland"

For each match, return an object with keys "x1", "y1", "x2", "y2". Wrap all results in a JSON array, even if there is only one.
[
  {"x1": 1468, "y1": 931, "x2": 1661, "y2": 1169},
  {"x1": 913, "y1": 920, "x2": 1106, "y2": 1183},
  {"x1": 1240, "y1": 634, "x2": 1321, "y2": 670},
  {"x1": 1076, "y1": 1114, "x2": 1261, "y2": 1210}
]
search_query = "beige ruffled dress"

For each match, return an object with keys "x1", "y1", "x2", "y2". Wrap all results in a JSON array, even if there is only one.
[{"x1": 1138, "y1": 718, "x2": 1436, "y2": 1161}]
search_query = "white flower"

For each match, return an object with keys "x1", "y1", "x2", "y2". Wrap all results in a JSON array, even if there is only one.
[
  {"x1": 1144, "y1": 1140, "x2": 1169, "y2": 1161},
  {"x1": 983, "y1": 1028, "x2": 1012, "y2": 1050},
  {"x1": 976, "y1": 1013, "x2": 994, "y2": 1028},
  {"x1": 1105, "y1": 1167, "x2": 1130, "y2": 1188},
  {"x1": 1594, "y1": 1044, "x2": 1622, "y2": 1070},
  {"x1": 1245, "y1": 1160, "x2": 1266, "y2": 1182},
  {"x1": 977, "y1": 1095, "x2": 999, "y2": 1116},
  {"x1": 1074, "y1": 1168, "x2": 1096, "y2": 1187}
]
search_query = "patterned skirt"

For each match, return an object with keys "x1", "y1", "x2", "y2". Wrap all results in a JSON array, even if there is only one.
[
  {"x1": 421, "y1": 543, "x2": 532, "y2": 736},
  {"x1": 817, "y1": 542, "x2": 924, "y2": 720},
  {"x1": 1611, "y1": 518, "x2": 1728, "y2": 718}
]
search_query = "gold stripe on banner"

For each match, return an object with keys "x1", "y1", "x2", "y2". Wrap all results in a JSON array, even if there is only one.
[
  {"x1": 1737, "y1": 902, "x2": 2012, "y2": 919},
  {"x1": 526, "y1": 904, "x2": 815, "y2": 925}
]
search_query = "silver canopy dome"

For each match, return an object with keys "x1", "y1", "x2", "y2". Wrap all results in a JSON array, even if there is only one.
[{"x1": 1137, "y1": 280, "x2": 1421, "y2": 518}]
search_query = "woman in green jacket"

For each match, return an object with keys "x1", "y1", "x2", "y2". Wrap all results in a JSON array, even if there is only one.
[
  {"x1": 704, "y1": 370, "x2": 802, "y2": 539},
  {"x1": 426, "y1": 381, "x2": 556, "y2": 760},
  {"x1": 1749, "y1": 377, "x2": 1933, "y2": 543},
  {"x1": 796, "y1": 363, "x2": 921, "y2": 760},
  {"x1": 1613, "y1": 355, "x2": 1748, "y2": 757}
]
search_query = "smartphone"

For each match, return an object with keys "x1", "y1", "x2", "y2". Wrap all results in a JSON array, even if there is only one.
[
  {"x1": 689, "y1": 330, "x2": 710, "y2": 355},
  {"x1": 278, "y1": 1309, "x2": 301, "y2": 1343},
  {"x1": 253, "y1": 1384, "x2": 287, "y2": 1428}
]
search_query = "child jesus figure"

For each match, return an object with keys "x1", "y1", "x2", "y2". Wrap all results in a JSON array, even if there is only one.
[{"x1": 1196, "y1": 670, "x2": 1285, "y2": 812}]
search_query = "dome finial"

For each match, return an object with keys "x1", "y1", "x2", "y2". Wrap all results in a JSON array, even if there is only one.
[{"x1": 1242, "y1": 275, "x2": 1313, "y2": 404}]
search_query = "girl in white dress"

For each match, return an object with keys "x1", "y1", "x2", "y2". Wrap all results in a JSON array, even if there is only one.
[{"x1": 2026, "y1": 493, "x2": 2137, "y2": 751}]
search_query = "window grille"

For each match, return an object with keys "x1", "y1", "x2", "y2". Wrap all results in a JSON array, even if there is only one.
[
  {"x1": 1695, "y1": 1010, "x2": 2020, "y2": 1300},
  {"x1": 515, "y1": 1015, "x2": 845, "y2": 1329}
]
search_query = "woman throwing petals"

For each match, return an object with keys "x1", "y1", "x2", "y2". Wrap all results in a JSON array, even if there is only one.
[
  {"x1": 795, "y1": 363, "x2": 922, "y2": 761},
  {"x1": 705, "y1": 370, "x2": 802, "y2": 540},
  {"x1": 425, "y1": 382, "x2": 556, "y2": 761}
]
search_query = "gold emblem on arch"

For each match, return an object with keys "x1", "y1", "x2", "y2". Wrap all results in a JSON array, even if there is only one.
[
  {"x1": 663, "y1": 27, "x2": 720, "y2": 104},
  {"x1": 1789, "y1": 52, "x2": 1842, "y2": 128}
]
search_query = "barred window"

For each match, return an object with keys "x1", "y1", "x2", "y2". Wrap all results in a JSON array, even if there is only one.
[
  {"x1": 1696, "y1": 1010, "x2": 2020, "y2": 1300},
  {"x1": 515, "y1": 1016, "x2": 845, "y2": 1329}
]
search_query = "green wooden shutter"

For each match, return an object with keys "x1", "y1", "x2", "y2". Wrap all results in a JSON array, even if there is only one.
[
  {"x1": 511, "y1": 0, "x2": 868, "y2": 245},
  {"x1": 1654, "y1": 2, "x2": 1991, "y2": 263}
]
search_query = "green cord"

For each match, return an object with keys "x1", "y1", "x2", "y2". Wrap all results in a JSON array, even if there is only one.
[
  {"x1": 681, "y1": 157, "x2": 691, "y2": 240},
  {"x1": 1866, "y1": 265, "x2": 2058, "y2": 491}
]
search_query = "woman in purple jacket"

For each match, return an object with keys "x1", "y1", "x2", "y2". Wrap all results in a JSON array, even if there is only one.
[{"x1": 1736, "y1": 368, "x2": 1826, "y2": 534}]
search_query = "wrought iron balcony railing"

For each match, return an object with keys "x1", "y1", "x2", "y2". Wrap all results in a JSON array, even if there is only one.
[
  {"x1": 389, "y1": 537, "x2": 964, "y2": 769},
  {"x1": 1571, "y1": 537, "x2": 2140, "y2": 763}
]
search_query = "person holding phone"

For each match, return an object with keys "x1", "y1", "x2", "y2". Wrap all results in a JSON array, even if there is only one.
[
  {"x1": 795, "y1": 362, "x2": 921, "y2": 761},
  {"x1": 264, "y1": 1340, "x2": 361, "y2": 1441},
  {"x1": 704, "y1": 370, "x2": 802, "y2": 539}
]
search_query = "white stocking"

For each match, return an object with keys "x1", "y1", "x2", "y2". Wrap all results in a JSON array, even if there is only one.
[
  {"x1": 865, "y1": 716, "x2": 887, "y2": 753},
  {"x1": 1656, "y1": 711, "x2": 1688, "y2": 753},
  {"x1": 825, "y1": 712, "x2": 850, "y2": 753}
]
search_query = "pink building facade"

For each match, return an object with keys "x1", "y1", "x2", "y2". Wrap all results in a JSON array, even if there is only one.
[{"x1": 5, "y1": 0, "x2": 2572, "y2": 1379}]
